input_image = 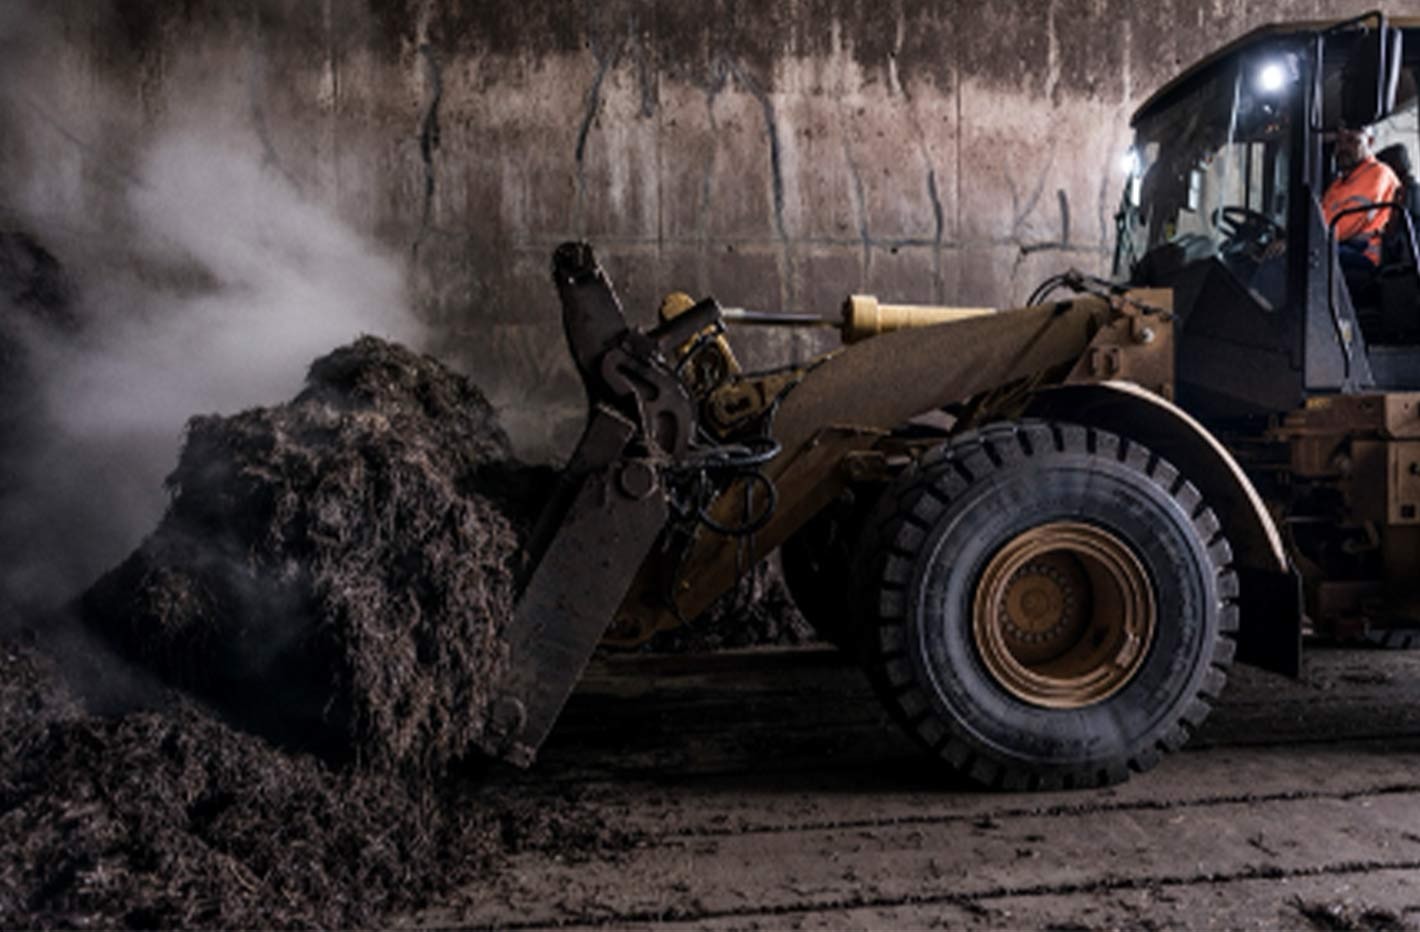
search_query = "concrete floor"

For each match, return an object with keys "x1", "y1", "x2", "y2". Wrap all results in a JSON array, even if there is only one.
[{"x1": 403, "y1": 646, "x2": 1420, "y2": 930}]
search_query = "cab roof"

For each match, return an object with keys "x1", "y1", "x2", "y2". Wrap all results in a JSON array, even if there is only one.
[{"x1": 1132, "y1": 14, "x2": 1420, "y2": 127}]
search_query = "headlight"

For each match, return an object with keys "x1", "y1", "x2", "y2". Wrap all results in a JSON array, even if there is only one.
[{"x1": 1257, "y1": 61, "x2": 1290, "y2": 94}]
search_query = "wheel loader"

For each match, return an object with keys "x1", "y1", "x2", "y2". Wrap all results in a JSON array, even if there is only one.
[{"x1": 477, "y1": 11, "x2": 1420, "y2": 790}]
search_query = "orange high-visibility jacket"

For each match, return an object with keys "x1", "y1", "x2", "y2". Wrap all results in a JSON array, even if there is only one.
[{"x1": 1322, "y1": 155, "x2": 1401, "y2": 263}]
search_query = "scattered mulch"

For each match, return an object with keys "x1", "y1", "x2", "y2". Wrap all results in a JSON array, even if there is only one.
[
  {"x1": 1292, "y1": 897, "x2": 1410, "y2": 931},
  {"x1": 80, "y1": 337, "x2": 522, "y2": 774},
  {"x1": 0, "y1": 635, "x2": 637, "y2": 930},
  {"x1": 645, "y1": 553, "x2": 814, "y2": 653}
]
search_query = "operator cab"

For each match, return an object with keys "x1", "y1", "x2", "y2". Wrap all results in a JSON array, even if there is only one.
[{"x1": 1116, "y1": 13, "x2": 1420, "y2": 418}]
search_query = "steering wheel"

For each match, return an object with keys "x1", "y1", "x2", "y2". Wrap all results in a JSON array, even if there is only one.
[{"x1": 1214, "y1": 205, "x2": 1285, "y2": 257}]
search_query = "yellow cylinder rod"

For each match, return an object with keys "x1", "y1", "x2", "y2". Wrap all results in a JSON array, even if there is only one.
[
  {"x1": 842, "y1": 294, "x2": 996, "y2": 343},
  {"x1": 658, "y1": 291, "x2": 741, "y2": 384}
]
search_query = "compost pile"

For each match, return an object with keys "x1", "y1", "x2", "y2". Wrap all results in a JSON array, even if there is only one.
[
  {"x1": 0, "y1": 337, "x2": 630, "y2": 928},
  {"x1": 81, "y1": 336, "x2": 526, "y2": 773}
]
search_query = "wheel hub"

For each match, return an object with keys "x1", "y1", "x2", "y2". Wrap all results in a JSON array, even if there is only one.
[
  {"x1": 973, "y1": 522, "x2": 1156, "y2": 709},
  {"x1": 998, "y1": 557, "x2": 1083, "y2": 647}
]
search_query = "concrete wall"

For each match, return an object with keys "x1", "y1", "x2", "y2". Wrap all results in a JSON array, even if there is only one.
[{"x1": 1, "y1": 0, "x2": 1412, "y2": 457}]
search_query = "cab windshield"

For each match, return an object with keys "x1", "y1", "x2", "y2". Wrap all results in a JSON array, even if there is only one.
[{"x1": 1115, "y1": 52, "x2": 1297, "y2": 280}]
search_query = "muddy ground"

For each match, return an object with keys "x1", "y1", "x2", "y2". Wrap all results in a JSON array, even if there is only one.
[{"x1": 401, "y1": 645, "x2": 1420, "y2": 931}]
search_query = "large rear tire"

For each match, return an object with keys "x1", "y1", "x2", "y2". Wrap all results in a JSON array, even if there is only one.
[{"x1": 857, "y1": 420, "x2": 1238, "y2": 789}]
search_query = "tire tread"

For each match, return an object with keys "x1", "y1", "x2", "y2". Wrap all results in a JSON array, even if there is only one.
[{"x1": 855, "y1": 418, "x2": 1238, "y2": 790}]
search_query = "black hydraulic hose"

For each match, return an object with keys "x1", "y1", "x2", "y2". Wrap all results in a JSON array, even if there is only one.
[{"x1": 696, "y1": 469, "x2": 778, "y2": 538}]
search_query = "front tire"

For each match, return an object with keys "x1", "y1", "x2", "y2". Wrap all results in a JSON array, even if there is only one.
[{"x1": 857, "y1": 420, "x2": 1237, "y2": 789}]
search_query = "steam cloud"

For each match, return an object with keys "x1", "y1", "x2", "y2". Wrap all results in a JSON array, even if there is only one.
[{"x1": 0, "y1": 6, "x2": 426, "y2": 620}]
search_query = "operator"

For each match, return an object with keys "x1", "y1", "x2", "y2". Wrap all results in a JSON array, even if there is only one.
[
  {"x1": 1323, "y1": 125, "x2": 1401, "y2": 280},
  {"x1": 1246, "y1": 126, "x2": 1399, "y2": 307}
]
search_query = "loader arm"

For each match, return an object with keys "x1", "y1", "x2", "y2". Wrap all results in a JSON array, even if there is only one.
[
  {"x1": 615, "y1": 286, "x2": 1174, "y2": 640},
  {"x1": 481, "y1": 243, "x2": 1170, "y2": 766}
]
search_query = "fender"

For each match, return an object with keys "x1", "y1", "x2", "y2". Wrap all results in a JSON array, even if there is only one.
[{"x1": 1027, "y1": 380, "x2": 1302, "y2": 677}]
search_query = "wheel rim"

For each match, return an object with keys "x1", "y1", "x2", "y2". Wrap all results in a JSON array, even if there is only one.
[{"x1": 972, "y1": 521, "x2": 1155, "y2": 709}]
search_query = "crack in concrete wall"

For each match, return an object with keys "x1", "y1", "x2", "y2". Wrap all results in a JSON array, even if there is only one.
[
  {"x1": 841, "y1": 138, "x2": 870, "y2": 281},
  {"x1": 1045, "y1": 0, "x2": 1062, "y2": 106},
  {"x1": 633, "y1": 32, "x2": 656, "y2": 120},
  {"x1": 412, "y1": 41, "x2": 443, "y2": 258},
  {"x1": 1009, "y1": 160, "x2": 1052, "y2": 244},
  {"x1": 572, "y1": 32, "x2": 626, "y2": 235},
  {"x1": 926, "y1": 168, "x2": 945, "y2": 301},
  {"x1": 889, "y1": 7, "x2": 946, "y2": 301},
  {"x1": 726, "y1": 59, "x2": 787, "y2": 245},
  {"x1": 725, "y1": 57, "x2": 793, "y2": 309},
  {"x1": 15, "y1": 93, "x2": 145, "y2": 190},
  {"x1": 247, "y1": 7, "x2": 300, "y2": 195},
  {"x1": 695, "y1": 61, "x2": 732, "y2": 300}
]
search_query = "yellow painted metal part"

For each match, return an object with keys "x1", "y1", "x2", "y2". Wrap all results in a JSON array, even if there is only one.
[
  {"x1": 659, "y1": 291, "x2": 741, "y2": 397},
  {"x1": 972, "y1": 521, "x2": 1156, "y2": 709},
  {"x1": 609, "y1": 289, "x2": 1174, "y2": 645},
  {"x1": 1027, "y1": 378, "x2": 1287, "y2": 574},
  {"x1": 841, "y1": 294, "x2": 995, "y2": 343}
]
